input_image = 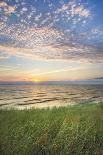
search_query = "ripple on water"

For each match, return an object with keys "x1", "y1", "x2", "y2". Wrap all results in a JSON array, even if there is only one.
[{"x1": 0, "y1": 85, "x2": 103, "y2": 109}]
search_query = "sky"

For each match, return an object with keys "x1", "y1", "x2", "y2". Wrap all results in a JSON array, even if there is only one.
[{"x1": 0, "y1": 0, "x2": 103, "y2": 82}]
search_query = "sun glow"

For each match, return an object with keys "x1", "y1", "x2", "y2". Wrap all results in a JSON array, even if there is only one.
[{"x1": 33, "y1": 79, "x2": 39, "y2": 83}]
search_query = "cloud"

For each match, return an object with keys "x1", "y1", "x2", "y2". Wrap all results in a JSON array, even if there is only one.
[
  {"x1": 0, "y1": 0, "x2": 102, "y2": 63},
  {"x1": 0, "y1": 1, "x2": 15, "y2": 14},
  {"x1": 0, "y1": 30, "x2": 103, "y2": 63},
  {"x1": 0, "y1": 56, "x2": 9, "y2": 60},
  {"x1": 0, "y1": 2, "x2": 7, "y2": 7},
  {"x1": 30, "y1": 66, "x2": 87, "y2": 77},
  {"x1": 73, "y1": 5, "x2": 90, "y2": 17},
  {"x1": 56, "y1": 2, "x2": 90, "y2": 18},
  {"x1": 22, "y1": 7, "x2": 28, "y2": 12},
  {"x1": 0, "y1": 52, "x2": 10, "y2": 60},
  {"x1": 94, "y1": 77, "x2": 103, "y2": 80},
  {"x1": 54, "y1": 0, "x2": 91, "y2": 27}
]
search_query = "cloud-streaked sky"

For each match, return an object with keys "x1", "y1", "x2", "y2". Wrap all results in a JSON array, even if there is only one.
[{"x1": 0, "y1": 0, "x2": 103, "y2": 82}]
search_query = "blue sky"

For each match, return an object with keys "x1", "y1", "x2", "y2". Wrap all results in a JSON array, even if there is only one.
[{"x1": 0, "y1": 0, "x2": 103, "y2": 82}]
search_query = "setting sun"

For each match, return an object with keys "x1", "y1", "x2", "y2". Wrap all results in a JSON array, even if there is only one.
[{"x1": 33, "y1": 79, "x2": 39, "y2": 83}]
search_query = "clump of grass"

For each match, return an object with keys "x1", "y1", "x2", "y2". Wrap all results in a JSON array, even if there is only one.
[{"x1": 0, "y1": 103, "x2": 103, "y2": 155}]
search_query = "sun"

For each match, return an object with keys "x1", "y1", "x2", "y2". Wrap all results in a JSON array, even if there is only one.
[
  {"x1": 33, "y1": 79, "x2": 39, "y2": 83},
  {"x1": 31, "y1": 78, "x2": 41, "y2": 83}
]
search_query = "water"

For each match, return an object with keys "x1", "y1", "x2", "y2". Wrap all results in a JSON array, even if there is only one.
[{"x1": 0, "y1": 85, "x2": 103, "y2": 109}]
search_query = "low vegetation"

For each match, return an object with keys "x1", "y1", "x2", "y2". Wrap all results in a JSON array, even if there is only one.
[{"x1": 0, "y1": 103, "x2": 103, "y2": 155}]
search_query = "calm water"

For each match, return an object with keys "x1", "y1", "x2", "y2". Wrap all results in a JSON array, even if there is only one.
[{"x1": 0, "y1": 85, "x2": 103, "y2": 109}]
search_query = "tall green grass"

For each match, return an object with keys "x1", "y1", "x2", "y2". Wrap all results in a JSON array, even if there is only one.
[{"x1": 0, "y1": 103, "x2": 103, "y2": 155}]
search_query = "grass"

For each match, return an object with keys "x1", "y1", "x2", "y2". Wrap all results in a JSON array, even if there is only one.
[{"x1": 0, "y1": 103, "x2": 103, "y2": 155}]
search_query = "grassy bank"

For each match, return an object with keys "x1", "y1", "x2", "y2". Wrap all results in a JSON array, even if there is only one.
[{"x1": 0, "y1": 103, "x2": 103, "y2": 155}]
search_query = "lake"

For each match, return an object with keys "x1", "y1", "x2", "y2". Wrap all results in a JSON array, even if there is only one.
[{"x1": 0, "y1": 85, "x2": 103, "y2": 109}]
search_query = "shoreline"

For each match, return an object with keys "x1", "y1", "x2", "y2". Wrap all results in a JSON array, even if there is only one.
[{"x1": 0, "y1": 100, "x2": 101, "y2": 110}]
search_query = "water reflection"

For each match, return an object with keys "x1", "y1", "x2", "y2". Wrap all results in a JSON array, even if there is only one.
[{"x1": 0, "y1": 85, "x2": 103, "y2": 109}]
